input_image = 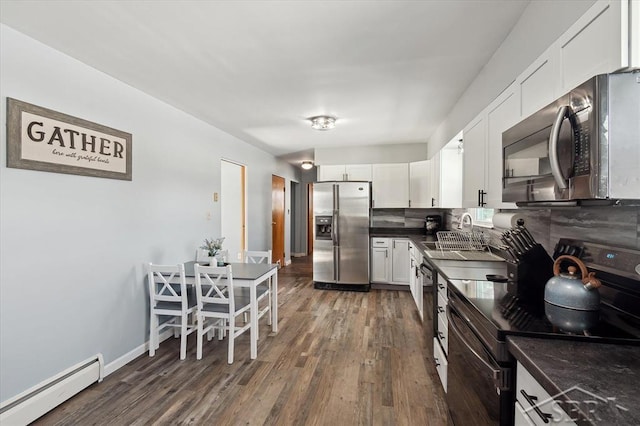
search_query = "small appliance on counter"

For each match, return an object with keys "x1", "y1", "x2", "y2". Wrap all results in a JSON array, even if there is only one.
[{"x1": 424, "y1": 215, "x2": 441, "y2": 235}]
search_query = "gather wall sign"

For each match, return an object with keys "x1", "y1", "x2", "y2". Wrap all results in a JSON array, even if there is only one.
[{"x1": 6, "y1": 98, "x2": 132, "y2": 181}]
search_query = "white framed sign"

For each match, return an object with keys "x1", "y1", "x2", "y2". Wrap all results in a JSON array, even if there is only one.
[{"x1": 6, "y1": 98, "x2": 132, "y2": 181}]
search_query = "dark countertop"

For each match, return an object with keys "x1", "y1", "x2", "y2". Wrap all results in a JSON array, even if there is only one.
[{"x1": 508, "y1": 336, "x2": 640, "y2": 425}]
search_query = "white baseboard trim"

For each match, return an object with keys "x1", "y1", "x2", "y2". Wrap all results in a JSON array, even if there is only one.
[
  {"x1": 285, "y1": 259, "x2": 292, "y2": 266},
  {"x1": 103, "y1": 330, "x2": 173, "y2": 377},
  {"x1": 291, "y1": 252, "x2": 306, "y2": 257}
]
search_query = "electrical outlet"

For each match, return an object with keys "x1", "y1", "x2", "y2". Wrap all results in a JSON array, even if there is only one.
[{"x1": 213, "y1": 192, "x2": 219, "y2": 202}]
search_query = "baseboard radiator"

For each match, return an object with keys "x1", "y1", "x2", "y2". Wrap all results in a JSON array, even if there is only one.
[{"x1": 0, "y1": 354, "x2": 104, "y2": 425}]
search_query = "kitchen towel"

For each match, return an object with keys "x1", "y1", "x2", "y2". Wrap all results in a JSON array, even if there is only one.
[{"x1": 492, "y1": 212, "x2": 524, "y2": 230}]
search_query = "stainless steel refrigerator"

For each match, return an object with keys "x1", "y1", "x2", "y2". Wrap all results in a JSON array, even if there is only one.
[{"x1": 313, "y1": 181, "x2": 370, "y2": 288}]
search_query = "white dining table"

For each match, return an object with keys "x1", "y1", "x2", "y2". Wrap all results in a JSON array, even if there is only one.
[{"x1": 165, "y1": 261, "x2": 278, "y2": 360}]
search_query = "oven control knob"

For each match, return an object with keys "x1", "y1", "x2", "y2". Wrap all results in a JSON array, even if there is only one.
[{"x1": 635, "y1": 264, "x2": 640, "y2": 276}]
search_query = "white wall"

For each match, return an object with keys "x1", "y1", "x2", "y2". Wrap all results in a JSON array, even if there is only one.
[
  {"x1": 315, "y1": 142, "x2": 428, "y2": 164},
  {"x1": 427, "y1": 0, "x2": 596, "y2": 156},
  {"x1": 0, "y1": 24, "x2": 278, "y2": 401}
]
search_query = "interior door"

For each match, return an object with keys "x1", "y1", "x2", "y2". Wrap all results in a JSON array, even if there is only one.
[
  {"x1": 221, "y1": 160, "x2": 246, "y2": 261},
  {"x1": 272, "y1": 175, "x2": 286, "y2": 267}
]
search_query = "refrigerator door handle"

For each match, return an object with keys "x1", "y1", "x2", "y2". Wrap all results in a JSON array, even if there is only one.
[
  {"x1": 335, "y1": 246, "x2": 340, "y2": 281},
  {"x1": 333, "y1": 184, "x2": 339, "y2": 282},
  {"x1": 334, "y1": 184, "x2": 340, "y2": 246}
]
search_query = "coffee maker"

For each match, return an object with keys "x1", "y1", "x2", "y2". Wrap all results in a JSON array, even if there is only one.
[{"x1": 425, "y1": 215, "x2": 441, "y2": 235}]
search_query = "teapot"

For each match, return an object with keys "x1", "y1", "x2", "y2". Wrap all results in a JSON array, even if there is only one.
[{"x1": 544, "y1": 255, "x2": 602, "y2": 332}]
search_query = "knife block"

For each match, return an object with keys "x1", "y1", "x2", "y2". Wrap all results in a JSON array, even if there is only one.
[{"x1": 506, "y1": 244, "x2": 554, "y2": 311}]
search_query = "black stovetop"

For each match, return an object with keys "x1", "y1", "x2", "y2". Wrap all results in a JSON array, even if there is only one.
[{"x1": 448, "y1": 279, "x2": 640, "y2": 345}]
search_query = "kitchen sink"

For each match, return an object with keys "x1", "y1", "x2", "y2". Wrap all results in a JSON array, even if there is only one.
[
  {"x1": 417, "y1": 240, "x2": 504, "y2": 261},
  {"x1": 425, "y1": 250, "x2": 504, "y2": 261}
]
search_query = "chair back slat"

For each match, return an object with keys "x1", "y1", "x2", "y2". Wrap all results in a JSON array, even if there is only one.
[
  {"x1": 147, "y1": 263, "x2": 188, "y2": 309},
  {"x1": 194, "y1": 264, "x2": 234, "y2": 312},
  {"x1": 243, "y1": 250, "x2": 272, "y2": 264}
]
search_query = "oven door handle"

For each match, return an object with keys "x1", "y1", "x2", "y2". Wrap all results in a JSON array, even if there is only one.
[{"x1": 446, "y1": 307, "x2": 510, "y2": 391}]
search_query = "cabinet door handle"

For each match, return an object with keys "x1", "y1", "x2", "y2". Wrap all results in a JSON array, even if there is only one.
[
  {"x1": 431, "y1": 197, "x2": 435, "y2": 207},
  {"x1": 520, "y1": 390, "x2": 553, "y2": 423},
  {"x1": 477, "y1": 189, "x2": 487, "y2": 207},
  {"x1": 434, "y1": 357, "x2": 440, "y2": 368},
  {"x1": 385, "y1": 249, "x2": 388, "y2": 258},
  {"x1": 437, "y1": 306, "x2": 445, "y2": 313}
]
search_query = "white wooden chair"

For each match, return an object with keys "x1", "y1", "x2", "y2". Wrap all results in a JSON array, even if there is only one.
[
  {"x1": 243, "y1": 250, "x2": 273, "y2": 334},
  {"x1": 194, "y1": 264, "x2": 253, "y2": 364},
  {"x1": 195, "y1": 248, "x2": 209, "y2": 262},
  {"x1": 146, "y1": 263, "x2": 197, "y2": 360}
]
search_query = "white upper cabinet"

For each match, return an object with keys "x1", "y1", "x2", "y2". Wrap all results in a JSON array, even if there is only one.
[
  {"x1": 461, "y1": 83, "x2": 529, "y2": 208},
  {"x1": 462, "y1": 114, "x2": 487, "y2": 208},
  {"x1": 344, "y1": 164, "x2": 373, "y2": 181},
  {"x1": 372, "y1": 163, "x2": 410, "y2": 208},
  {"x1": 557, "y1": 0, "x2": 634, "y2": 92},
  {"x1": 517, "y1": 0, "x2": 636, "y2": 120},
  {"x1": 439, "y1": 147, "x2": 463, "y2": 208},
  {"x1": 430, "y1": 151, "x2": 441, "y2": 207},
  {"x1": 409, "y1": 160, "x2": 432, "y2": 208},
  {"x1": 317, "y1": 165, "x2": 346, "y2": 181},
  {"x1": 317, "y1": 164, "x2": 372, "y2": 181},
  {"x1": 459, "y1": 0, "x2": 637, "y2": 208},
  {"x1": 486, "y1": 83, "x2": 519, "y2": 209},
  {"x1": 518, "y1": 49, "x2": 558, "y2": 119}
]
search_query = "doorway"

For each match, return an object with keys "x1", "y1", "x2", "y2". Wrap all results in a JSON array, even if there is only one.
[
  {"x1": 272, "y1": 175, "x2": 285, "y2": 267},
  {"x1": 221, "y1": 160, "x2": 246, "y2": 262}
]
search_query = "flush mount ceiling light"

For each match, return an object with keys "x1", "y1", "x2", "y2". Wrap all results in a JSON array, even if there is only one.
[
  {"x1": 301, "y1": 161, "x2": 314, "y2": 170},
  {"x1": 309, "y1": 116, "x2": 336, "y2": 131}
]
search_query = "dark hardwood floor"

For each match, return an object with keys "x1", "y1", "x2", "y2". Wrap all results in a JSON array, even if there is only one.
[{"x1": 33, "y1": 256, "x2": 449, "y2": 425}]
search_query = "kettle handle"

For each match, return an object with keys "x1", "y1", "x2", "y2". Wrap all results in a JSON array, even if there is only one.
[{"x1": 553, "y1": 255, "x2": 602, "y2": 289}]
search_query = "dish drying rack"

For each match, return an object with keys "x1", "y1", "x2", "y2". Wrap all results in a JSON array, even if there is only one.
[{"x1": 435, "y1": 230, "x2": 491, "y2": 252}]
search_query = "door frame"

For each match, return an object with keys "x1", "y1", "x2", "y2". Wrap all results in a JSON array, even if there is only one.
[{"x1": 221, "y1": 159, "x2": 246, "y2": 259}]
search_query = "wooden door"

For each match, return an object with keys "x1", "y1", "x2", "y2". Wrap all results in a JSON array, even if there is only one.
[{"x1": 272, "y1": 175, "x2": 286, "y2": 267}]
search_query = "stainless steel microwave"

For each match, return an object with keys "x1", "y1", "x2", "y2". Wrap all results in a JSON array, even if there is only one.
[{"x1": 502, "y1": 71, "x2": 640, "y2": 206}]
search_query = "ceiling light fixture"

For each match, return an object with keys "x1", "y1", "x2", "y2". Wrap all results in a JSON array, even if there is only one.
[
  {"x1": 301, "y1": 161, "x2": 314, "y2": 170},
  {"x1": 309, "y1": 116, "x2": 336, "y2": 131}
]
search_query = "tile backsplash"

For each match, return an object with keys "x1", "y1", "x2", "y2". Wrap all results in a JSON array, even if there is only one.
[
  {"x1": 375, "y1": 206, "x2": 639, "y2": 253},
  {"x1": 371, "y1": 208, "x2": 450, "y2": 229},
  {"x1": 503, "y1": 206, "x2": 640, "y2": 253}
]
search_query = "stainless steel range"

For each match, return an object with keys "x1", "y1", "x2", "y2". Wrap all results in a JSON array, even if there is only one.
[{"x1": 445, "y1": 239, "x2": 640, "y2": 426}]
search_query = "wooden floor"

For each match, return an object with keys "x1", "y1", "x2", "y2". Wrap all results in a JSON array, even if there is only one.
[{"x1": 34, "y1": 256, "x2": 449, "y2": 425}]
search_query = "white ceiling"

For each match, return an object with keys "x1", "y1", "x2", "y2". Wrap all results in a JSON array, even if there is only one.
[{"x1": 0, "y1": 0, "x2": 529, "y2": 163}]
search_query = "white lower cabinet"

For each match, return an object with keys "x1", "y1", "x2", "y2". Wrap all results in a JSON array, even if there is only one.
[
  {"x1": 515, "y1": 362, "x2": 576, "y2": 425},
  {"x1": 370, "y1": 238, "x2": 409, "y2": 285},
  {"x1": 433, "y1": 337, "x2": 448, "y2": 392},
  {"x1": 433, "y1": 278, "x2": 448, "y2": 392},
  {"x1": 409, "y1": 243, "x2": 424, "y2": 320},
  {"x1": 370, "y1": 238, "x2": 390, "y2": 283},
  {"x1": 391, "y1": 239, "x2": 410, "y2": 283}
]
